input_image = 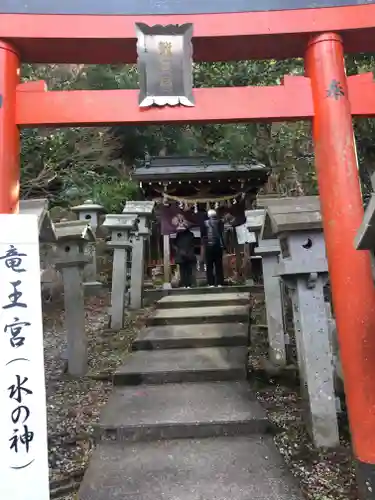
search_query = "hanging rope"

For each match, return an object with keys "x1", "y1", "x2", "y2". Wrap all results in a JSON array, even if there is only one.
[{"x1": 153, "y1": 188, "x2": 248, "y2": 205}]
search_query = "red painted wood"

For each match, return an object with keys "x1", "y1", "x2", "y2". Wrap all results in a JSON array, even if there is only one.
[
  {"x1": 17, "y1": 80, "x2": 47, "y2": 92},
  {"x1": 15, "y1": 77, "x2": 314, "y2": 126},
  {"x1": 347, "y1": 72, "x2": 375, "y2": 116},
  {"x1": 1, "y1": 4, "x2": 375, "y2": 63},
  {"x1": 0, "y1": 42, "x2": 20, "y2": 214},
  {"x1": 306, "y1": 33, "x2": 375, "y2": 464},
  {"x1": 14, "y1": 73, "x2": 375, "y2": 126}
]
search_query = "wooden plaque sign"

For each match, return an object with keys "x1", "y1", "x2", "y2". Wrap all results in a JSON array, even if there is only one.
[{"x1": 136, "y1": 23, "x2": 194, "y2": 108}]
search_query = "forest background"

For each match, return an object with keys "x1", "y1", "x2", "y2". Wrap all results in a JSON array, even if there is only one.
[{"x1": 21, "y1": 55, "x2": 375, "y2": 211}]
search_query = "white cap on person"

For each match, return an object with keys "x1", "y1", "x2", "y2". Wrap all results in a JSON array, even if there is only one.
[{"x1": 207, "y1": 209, "x2": 217, "y2": 218}]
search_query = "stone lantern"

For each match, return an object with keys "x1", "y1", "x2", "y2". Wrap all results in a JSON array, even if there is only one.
[
  {"x1": 54, "y1": 220, "x2": 96, "y2": 376},
  {"x1": 71, "y1": 199, "x2": 106, "y2": 291},
  {"x1": 103, "y1": 214, "x2": 139, "y2": 330},
  {"x1": 264, "y1": 196, "x2": 339, "y2": 448},
  {"x1": 122, "y1": 201, "x2": 155, "y2": 309}
]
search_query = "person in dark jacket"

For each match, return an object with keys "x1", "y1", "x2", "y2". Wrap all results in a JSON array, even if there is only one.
[
  {"x1": 200, "y1": 209, "x2": 225, "y2": 287},
  {"x1": 174, "y1": 224, "x2": 196, "y2": 288}
]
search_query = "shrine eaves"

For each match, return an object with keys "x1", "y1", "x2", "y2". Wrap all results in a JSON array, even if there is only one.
[{"x1": 2, "y1": 0, "x2": 375, "y2": 15}]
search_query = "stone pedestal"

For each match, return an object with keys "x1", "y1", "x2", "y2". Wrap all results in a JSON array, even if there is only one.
[
  {"x1": 54, "y1": 220, "x2": 95, "y2": 377},
  {"x1": 103, "y1": 214, "x2": 138, "y2": 330},
  {"x1": 163, "y1": 234, "x2": 172, "y2": 289},
  {"x1": 287, "y1": 281, "x2": 306, "y2": 384},
  {"x1": 72, "y1": 199, "x2": 106, "y2": 291},
  {"x1": 111, "y1": 244, "x2": 130, "y2": 328},
  {"x1": 325, "y1": 301, "x2": 343, "y2": 391},
  {"x1": 278, "y1": 233, "x2": 339, "y2": 448},
  {"x1": 130, "y1": 236, "x2": 145, "y2": 309},
  {"x1": 285, "y1": 273, "x2": 339, "y2": 444},
  {"x1": 255, "y1": 239, "x2": 286, "y2": 367}
]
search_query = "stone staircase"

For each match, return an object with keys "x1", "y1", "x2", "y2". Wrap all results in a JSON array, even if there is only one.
[{"x1": 79, "y1": 290, "x2": 303, "y2": 500}]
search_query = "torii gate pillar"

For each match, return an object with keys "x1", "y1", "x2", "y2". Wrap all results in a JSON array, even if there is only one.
[
  {"x1": 306, "y1": 33, "x2": 375, "y2": 495},
  {"x1": 0, "y1": 41, "x2": 19, "y2": 214}
]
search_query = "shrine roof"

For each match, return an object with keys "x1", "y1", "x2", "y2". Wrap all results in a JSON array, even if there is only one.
[
  {"x1": 133, "y1": 156, "x2": 269, "y2": 183},
  {"x1": 54, "y1": 220, "x2": 96, "y2": 242}
]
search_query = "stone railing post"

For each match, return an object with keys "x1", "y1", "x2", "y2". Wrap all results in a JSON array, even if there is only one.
[{"x1": 255, "y1": 239, "x2": 286, "y2": 367}]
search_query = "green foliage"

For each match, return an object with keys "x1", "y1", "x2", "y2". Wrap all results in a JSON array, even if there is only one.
[
  {"x1": 20, "y1": 64, "x2": 140, "y2": 211},
  {"x1": 20, "y1": 55, "x2": 375, "y2": 208}
]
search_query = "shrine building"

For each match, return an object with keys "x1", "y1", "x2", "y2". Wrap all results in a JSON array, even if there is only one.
[{"x1": 132, "y1": 155, "x2": 269, "y2": 284}]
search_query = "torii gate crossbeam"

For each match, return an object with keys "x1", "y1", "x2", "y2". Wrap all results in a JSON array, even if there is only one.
[{"x1": 13, "y1": 73, "x2": 375, "y2": 127}]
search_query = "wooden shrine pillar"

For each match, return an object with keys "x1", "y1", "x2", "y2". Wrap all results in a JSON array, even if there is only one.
[
  {"x1": 306, "y1": 33, "x2": 375, "y2": 498},
  {"x1": 0, "y1": 41, "x2": 20, "y2": 214}
]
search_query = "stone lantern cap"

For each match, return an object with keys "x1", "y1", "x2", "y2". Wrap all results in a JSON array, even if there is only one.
[
  {"x1": 245, "y1": 209, "x2": 265, "y2": 232},
  {"x1": 355, "y1": 193, "x2": 375, "y2": 251},
  {"x1": 71, "y1": 199, "x2": 106, "y2": 214},
  {"x1": 256, "y1": 194, "x2": 285, "y2": 208},
  {"x1": 260, "y1": 196, "x2": 322, "y2": 240},
  {"x1": 54, "y1": 220, "x2": 96, "y2": 243},
  {"x1": 122, "y1": 200, "x2": 155, "y2": 216},
  {"x1": 19, "y1": 198, "x2": 56, "y2": 243},
  {"x1": 102, "y1": 213, "x2": 139, "y2": 231}
]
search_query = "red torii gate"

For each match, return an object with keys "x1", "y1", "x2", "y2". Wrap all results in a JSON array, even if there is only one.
[{"x1": 2, "y1": 2, "x2": 375, "y2": 496}]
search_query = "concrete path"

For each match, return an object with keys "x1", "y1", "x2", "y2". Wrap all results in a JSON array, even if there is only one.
[
  {"x1": 114, "y1": 346, "x2": 247, "y2": 384},
  {"x1": 133, "y1": 323, "x2": 248, "y2": 350},
  {"x1": 157, "y1": 292, "x2": 250, "y2": 308},
  {"x1": 148, "y1": 305, "x2": 249, "y2": 326},
  {"x1": 79, "y1": 290, "x2": 303, "y2": 500},
  {"x1": 80, "y1": 437, "x2": 303, "y2": 500}
]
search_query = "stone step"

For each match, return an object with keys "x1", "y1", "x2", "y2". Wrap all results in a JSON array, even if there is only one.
[
  {"x1": 132, "y1": 323, "x2": 248, "y2": 350},
  {"x1": 79, "y1": 436, "x2": 304, "y2": 500},
  {"x1": 96, "y1": 381, "x2": 269, "y2": 441},
  {"x1": 146, "y1": 305, "x2": 249, "y2": 326},
  {"x1": 145, "y1": 283, "x2": 263, "y2": 296},
  {"x1": 156, "y1": 292, "x2": 249, "y2": 309},
  {"x1": 114, "y1": 346, "x2": 247, "y2": 385}
]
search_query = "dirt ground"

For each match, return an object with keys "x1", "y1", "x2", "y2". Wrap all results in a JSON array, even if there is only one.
[
  {"x1": 44, "y1": 295, "x2": 357, "y2": 500},
  {"x1": 249, "y1": 293, "x2": 358, "y2": 500},
  {"x1": 43, "y1": 295, "x2": 150, "y2": 499},
  {"x1": 253, "y1": 378, "x2": 357, "y2": 500}
]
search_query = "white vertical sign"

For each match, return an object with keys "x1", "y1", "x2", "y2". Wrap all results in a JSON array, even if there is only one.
[
  {"x1": 235, "y1": 223, "x2": 257, "y2": 244},
  {"x1": 0, "y1": 215, "x2": 50, "y2": 500}
]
